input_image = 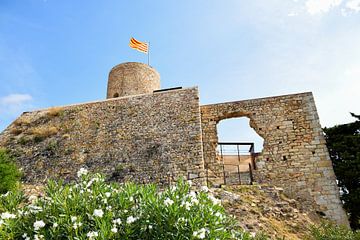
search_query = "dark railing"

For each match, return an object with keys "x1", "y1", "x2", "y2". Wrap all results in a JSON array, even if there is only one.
[{"x1": 216, "y1": 142, "x2": 257, "y2": 185}]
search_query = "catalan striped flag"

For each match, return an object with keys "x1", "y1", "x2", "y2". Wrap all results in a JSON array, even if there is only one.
[{"x1": 129, "y1": 37, "x2": 148, "y2": 54}]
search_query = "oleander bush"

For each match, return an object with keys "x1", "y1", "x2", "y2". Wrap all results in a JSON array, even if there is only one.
[
  {"x1": 0, "y1": 169, "x2": 254, "y2": 239},
  {"x1": 0, "y1": 148, "x2": 21, "y2": 194}
]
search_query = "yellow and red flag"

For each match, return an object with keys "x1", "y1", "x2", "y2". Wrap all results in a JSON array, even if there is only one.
[{"x1": 129, "y1": 37, "x2": 148, "y2": 54}]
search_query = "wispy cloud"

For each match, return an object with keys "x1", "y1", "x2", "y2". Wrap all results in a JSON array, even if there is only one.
[
  {"x1": 303, "y1": 0, "x2": 360, "y2": 15},
  {"x1": 305, "y1": 0, "x2": 343, "y2": 15},
  {"x1": 0, "y1": 93, "x2": 33, "y2": 120},
  {"x1": 0, "y1": 94, "x2": 33, "y2": 105}
]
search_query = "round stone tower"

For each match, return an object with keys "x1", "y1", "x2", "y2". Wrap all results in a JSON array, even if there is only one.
[{"x1": 107, "y1": 62, "x2": 160, "y2": 99}]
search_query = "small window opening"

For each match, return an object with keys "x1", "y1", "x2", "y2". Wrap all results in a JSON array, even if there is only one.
[{"x1": 113, "y1": 93, "x2": 119, "y2": 98}]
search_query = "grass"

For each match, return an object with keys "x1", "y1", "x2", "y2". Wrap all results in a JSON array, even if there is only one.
[
  {"x1": 30, "y1": 126, "x2": 58, "y2": 142},
  {"x1": 46, "y1": 107, "x2": 64, "y2": 117}
]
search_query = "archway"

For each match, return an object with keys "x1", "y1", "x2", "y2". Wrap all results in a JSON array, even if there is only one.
[
  {"x1": 216, "y1": 117, "x2": 264, "y2": 184},
  {"x1": 217, "y1": 117, "x2": 264, "y2": 152}
]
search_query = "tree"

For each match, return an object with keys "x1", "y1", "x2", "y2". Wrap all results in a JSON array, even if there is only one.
[{"x1": 324, "y1": 113, "x2": 360, "y2": 229}]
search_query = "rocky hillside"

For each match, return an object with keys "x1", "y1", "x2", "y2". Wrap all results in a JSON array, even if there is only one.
[{"x1": 212, "y1": 185, "x2": 323, "y2": 240}]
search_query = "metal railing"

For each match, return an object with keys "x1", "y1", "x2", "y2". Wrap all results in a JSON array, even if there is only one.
[{"x1": 216, "y1": 142, "x2": 257, "y2": 185}]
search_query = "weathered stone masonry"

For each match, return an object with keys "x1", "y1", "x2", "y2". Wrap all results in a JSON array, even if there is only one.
[
  {"x1": 0, "y1": 62, "x2": 349, "y2": 226},
  {"x1": 0, "y1": 87, "x2": 205, "y2": 186},
  {"x1": 201, "y1": 92, "x2": 348, "y2": 226}
]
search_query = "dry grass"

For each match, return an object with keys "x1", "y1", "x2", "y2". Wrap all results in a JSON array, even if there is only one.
[
  {"x1": 30, "y1": 126, "x2": 58, "y2": 139},
  {"x1": 13, "y1": 117, "x2": 31, "y2": 127},
  {"x1": 62, "y1": 133, "x2": 70, "y2": 139},
  {"x1": 46, "y1": 107, "x2": 64, "y2": 117},
  {"x1": 9, "y1": 128, "x2": 23, "y2": 135}
]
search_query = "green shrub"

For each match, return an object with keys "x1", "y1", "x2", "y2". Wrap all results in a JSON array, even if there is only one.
[
  {"x1": 0, "y1": 169, "x2": 256, "y2": 239},
  {"x1": 0, "y1": 149, "x2": 21, "y2": 194},
  {"x1": 308, "y1": 221, "x2": 360, "y2": 240}
]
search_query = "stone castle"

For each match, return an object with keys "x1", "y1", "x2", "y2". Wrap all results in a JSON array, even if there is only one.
[{"x1": 0, "y1": 62, "x2": 348, "y2": 225}]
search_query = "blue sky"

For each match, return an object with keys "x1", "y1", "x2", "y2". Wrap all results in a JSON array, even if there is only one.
[{"x1": 1, "y1": 0, "x2": 360, "y2": 150}]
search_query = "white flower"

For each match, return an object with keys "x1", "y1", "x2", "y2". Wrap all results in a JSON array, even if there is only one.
[
  {"x1": 164, "y1": 197, "x2": 174, "y2": 206},
  {"x1": 208, "y1": 195, "x2": 221, "y2": 205},
  {"x1": 189, "y1": 191, "x2": 197, "y2": 198},
  {"x1": 33, "y1": 220, "x2": 46, "y2": 231},
  {"x1": 126, "y1": 216, "x2": 137, "y2": 224},
  {"x1": 1, "y1": 212, "x2": 16, "y2": 219},
  {"x1": 87, "y1": 231, "x2": 98, "y2": 239},
  {"x1": 201, "y1": 186, "x2": 209, "y2": 192},
  {"x1": 112, "y1": 218, "x2": 122, "y2": 225},
  {"x1": 170, "y1": 186, "x2": 177, "y2": 192},
  {"x1": 148, "y1": 225, "x2": 153, "y2": 229},
  {"x1": 129, "y1": 196, "x2": 134, "y2": 202},
  {"x1": 111, "y1": 227, "x2": 118, "y2": 233},
  {"x1": 34, "y1": 234, "x2": 44, "y2": 240},
  {"x1": 182, "y1": 201, "x2": 191, "y2": 210},
  {"x1": 187, "y1": 180, "x2": 192, "y2": 186},
  {"x1": 190, "y1": 197, "x2": 199, "y2": 205},
  {"x1": 71, "y1": 216, "x2": 77, "y2": 222},
  {"x1": 22, "y1": 233, "x2": 28, "y2": 239},
  {"x1": 198, "y1": 231, "x2": 206, "y2": 239},
  {"x1": 2, "y1": 192, "x2": 9, "y2": 197},
  {"x1": 178, "y1": 217, "x2": 186, "y2": 223},
  {"x1": 28, "y1": 195, "x2": 38, "y2": 203},
  {"x1": 53, "y1": 222, "x2": 58, "y2": 228},
  {"x1": 93, "y1": 209, "x2": 104, "y2": 218},
  {"x1": 77, "y1": 168, "x2": 88, "y2": 177},
  {"x1": 105, "y1": 192, "x2": 111, "y2": 198},
  {"x1": 0, "y1": 219, "x2": 4, "y2": 226},
  {"x1": 29, "y1": 205, "x2": 43, "y2": 213},
  {"x1": 193, "y1": 228, "x2": 207, "y2": 239}
]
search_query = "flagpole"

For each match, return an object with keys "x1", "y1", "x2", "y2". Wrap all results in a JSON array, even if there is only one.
[{"x1": 147, "y1": 42, "x2": 150, "y2": 66}]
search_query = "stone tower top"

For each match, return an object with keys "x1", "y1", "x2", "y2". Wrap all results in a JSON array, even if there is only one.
[{"x1": 107, "y1": 62, "x2": 160, "y2": 99}]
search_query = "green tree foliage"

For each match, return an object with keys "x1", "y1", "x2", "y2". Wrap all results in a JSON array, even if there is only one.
[
  {"x1": 324, "y1": 113, "x2": 360, "y2": 229},
  {"x1": 0, "y1": 148, "x2": 21, "y2": 194}
]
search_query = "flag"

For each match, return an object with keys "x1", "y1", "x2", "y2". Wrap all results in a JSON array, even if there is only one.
[{"x1": 129, "y1": 37, "x2": 148, "y2": 54}]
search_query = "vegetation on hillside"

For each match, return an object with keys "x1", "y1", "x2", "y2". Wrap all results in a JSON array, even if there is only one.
[
  {"x1": 0, "y1": 169, "x2": 254, "y2": 239},
  {"x1": 0, "y1": 148, "x2": 21, "y2": 194},
  {"x1": 324, "y1": 113, "x2": 360, "y2": 229},
  {"x1": 308, "y1": 221, "x2": 360, "y2": 240}
]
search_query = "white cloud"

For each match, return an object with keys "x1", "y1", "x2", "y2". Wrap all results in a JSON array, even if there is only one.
[
  {"x1": 0, "y1": 94, "x2": 33, "y2": 117},
  {"x1": 305, "y1": 0, "x2": 343, "y2": 15},
  {"x1": 288, "y1": 12, "x2": 299, "y2": 16},
  {"x1": 0, "y1": 94, "x2": 33, "y2": 105},
  {"x1": 346, "y1": 0, "x2": 360, "y2": 11}
]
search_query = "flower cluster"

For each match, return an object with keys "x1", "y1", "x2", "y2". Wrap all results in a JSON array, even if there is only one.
[{"x1": 0, "y1": 168, "x2": 251, "y2": 239}]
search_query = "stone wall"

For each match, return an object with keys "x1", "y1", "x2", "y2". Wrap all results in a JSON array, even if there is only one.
[
  {"x1": 200, "y1": 92, "x2": 348, "y2": 226},
  {"x1": 0, "y1": 87, "x2": 205, "y2": 186}
]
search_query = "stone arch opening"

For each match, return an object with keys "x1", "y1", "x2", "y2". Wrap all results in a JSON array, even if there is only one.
[
  {"x1": 214, "y1": 116, "x2": 264, "y2": 185},
  {"x1": 113, "y1": 93, "x2": 119, "y2": 98},
  {"x1": 217, "y1": 117, "x2": 264, "y2": 152}
]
